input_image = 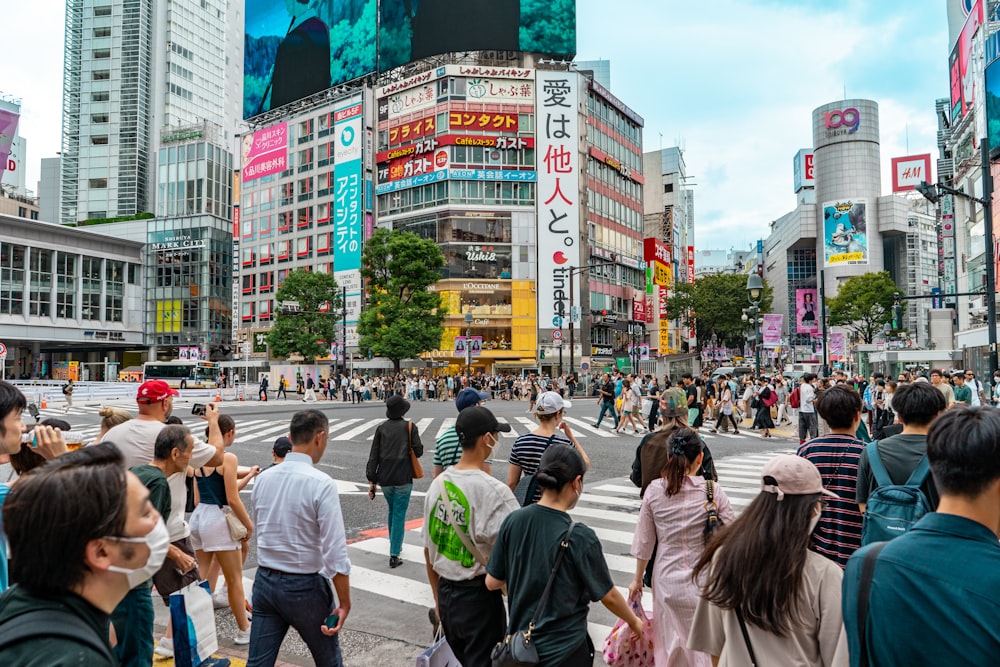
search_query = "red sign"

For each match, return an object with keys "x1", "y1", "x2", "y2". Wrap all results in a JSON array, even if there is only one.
[
  {"x1": 891, "y1": 154, "x2": 932, "y2": 192},
  {"x1": 645, "y1": 296, "x2": 654, "y2": 324},
  {"x1": 643, "y1": 237, "x2": 670, "y2": 265},
  {"x1": 687, "y1": 246, "x2": 695, "y2": 283},
  {"x1": 587, "y1": 146, "x2": 645, "y2": 184},
  {"x1": 232, "y1": 205, "x2": 240, "y2": 238},
  {"x1": 632, "y1": 293, "x2": 647, "y2": 322},
  {"x1": 449, "y1": 111, "x2": 519, "y2": 132},
  {"x1": 380, "y1": 149, "x2": 450, "y2": 182},
  {"x1": 388, "y1": 116, "x2": 436, "y2": 145},
  {"x1": 659, "y1": 285, "x2": 668, "y2": 319},
  {"x1": 376, "y1": 134, "x2": 533, "y2": 164}
]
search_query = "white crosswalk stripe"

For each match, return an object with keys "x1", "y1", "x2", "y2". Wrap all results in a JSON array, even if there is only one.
[{"x1": 335, "y1": 447, "x2": 796, "y2": 648}]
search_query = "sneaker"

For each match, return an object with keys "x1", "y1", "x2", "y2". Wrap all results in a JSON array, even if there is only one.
[
  {"x1": 212, "y1": 587, "x2": 228, "y2": 609},
  {"x1": 389, "y1": 555, "x2": 404, "y2": 568},
  {"x1": 234, "y1": 626, "x2": 251, "y2": 645},
  {"x1": 154, "y1": 637, "x2": 174, "y2": 658}
]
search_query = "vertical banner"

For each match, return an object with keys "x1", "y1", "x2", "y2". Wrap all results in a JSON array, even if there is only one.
[
  {"x1": 829, "y1": 333, "x2": 847, "y2": 360},
  {"x1": 761, "y1": 314, "x2": 783, "y2": 347},
  {"x1": 536, "y1": 71, "x2": 580, "y2": 328},
  {"x1": 454, "y1": 336, "x2": 467, "y2": 356},
  {"x1": 334, "y1": 97, "x2": 365, "y2": 341},
  {"x1": 822, "y1": 199, "x2": 868, "y2": 266},
  {"x1": 795, "y1": 288, "x2": 819, "y2": 334},
  {"x1": 0, "y1": 108, "x2": 20, "y2": 183}
]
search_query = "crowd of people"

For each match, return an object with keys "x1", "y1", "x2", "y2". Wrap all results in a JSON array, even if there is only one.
[{"x1": 1, "y1": 361, "x2": 999, "y2": 666}]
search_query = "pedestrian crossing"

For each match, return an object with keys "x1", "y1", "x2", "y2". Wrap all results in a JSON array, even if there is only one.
[{"x1": 335, "y1": 447, "x2": 796, "y2": 653}]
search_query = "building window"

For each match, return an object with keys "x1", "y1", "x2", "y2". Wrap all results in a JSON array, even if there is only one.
[
  {"x1": 93, "y1": 5, "x2": 112, "y2": 16},
  {"x1": 92, "y1": 91, "x2": 110, "y2": 102},
  {"x1": 128, "y1": 263, "x2": 139, "y2": 284},
  {"x1": 0, "y1": 243, "x2": 25, "y2": 315},
  {"x1": 93, "y1": 49, "x2": 111, "y2": 59},
  {"x1": 94, "y1": 26, "x2": 112, "y2": 37},
  {"x1": 91, "y1": 113, "x2": 109, "y2": 123},
  {"x1": 91, "y1": 136, "x2": 109, "y2": 145},
  {"x1": 81, "y1": 257, "x2": 102, "y2": 320},
  {"x1": 93, "y1": 70, "x2": 110, "y2": 81},
  {"x1": 105, "y1": 260, "x2": 124, "y2": 322},
  {"x1": 56, "y1": 252, "x2": 76, "y2": 319},
  {"x1": 89, "y1": 178, "x2": 108, "y2": 189},
  {"x1": 28, "y1": 248, "x2": 52, "y2": 317}
]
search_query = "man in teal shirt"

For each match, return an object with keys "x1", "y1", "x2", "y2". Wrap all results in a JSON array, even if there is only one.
[
  {"x1": 843, "y1": 405, "x2": 1000, "y2": 666},
  {"x1": 951, "y1": 371, "x2": 972, "y2": 405}
]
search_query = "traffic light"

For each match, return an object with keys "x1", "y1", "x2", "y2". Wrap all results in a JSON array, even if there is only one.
[
  {"x1": 892, "y1": 304, "x2": 903, "y2": 330},
  {"x1": 540, "y1": 349, "x2": 546, "y2": 359}
]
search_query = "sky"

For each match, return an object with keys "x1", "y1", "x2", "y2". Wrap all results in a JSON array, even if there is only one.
[{"x1": 2, "y1": 0, "x2": 951, "y2": 251}]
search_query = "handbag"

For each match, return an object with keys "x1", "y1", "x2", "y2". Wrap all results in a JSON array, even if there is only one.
[
  {"x1": 408, "y1": 421, "x2": 424, "y2": 480},
  {"x1": 602, "y1": 590, "x2": 655, "y2": 667},
  {"x1": 735, "y1": 607, "x2": 758, "y2": 667},
  {"x1": 491, "y1": 522, "x2": 577, "y2": 667},
  {"x1": 703, "y1": 480, "x2": 723, "y2": 546},
  {"x1": 169, "y1": 580, "x2": 219, "y2": 667},
  {"x1": 416, "y1": 628, "x2": 458, "y2": 667},
  {"x1": 513, "y1": 433, "x2": 557, "y2": 506},
  {"x1": 225, "y1": 508, "x2": 248, "y2": 541}
]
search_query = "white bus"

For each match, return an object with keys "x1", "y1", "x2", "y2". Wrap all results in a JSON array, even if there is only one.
[{"x1": 142, "y1": 360, "x2": 220, "y2": 389}]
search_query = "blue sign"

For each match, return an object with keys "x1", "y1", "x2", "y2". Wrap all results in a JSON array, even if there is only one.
[
  {"x1": 930, "y1": 287, "x2": 942, "y2": 309},
  {"x1": 375, "y1": 169, "x2": 538, "y2": 195}
]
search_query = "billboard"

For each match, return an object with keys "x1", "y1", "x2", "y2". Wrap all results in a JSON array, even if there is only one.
[
  {"x1": 243, "y1": 0, "x2": 377, "y2": 118},
  {"x1": 0, "y1": 106, "x2": 20, "y2": 184},
  {"x1": 795, "y1": 289, "x2": 818, "y2": 335},
  {"x1": 891, "y1": 154, "x2": 932, "y2": 192},
  {"x1": 334, "y1": 97, "x2": 364, "y2": 330},
  {"x1": 536, "y1": 71, "x2": 580, "y2": 327},
  {"x1": 988, "y1": 58, "x2": 1000, "y2": 157},
  {"x1": 378, "y1": 0, "x2": 576, "y2": 73},
  {"x1": 822, "y1": 199, "x2": 868, "y2": 266},
  {"x1": 949, "y1": 0, "x2": 983, "y2": 121},
  {"x1": 241, "y1": 122, "x2": 288, "y2": 182},
  {"x1": 792, "y1": 148, "x2": 814, "y2": 193}
]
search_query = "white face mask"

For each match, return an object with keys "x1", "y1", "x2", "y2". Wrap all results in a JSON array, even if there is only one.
[
  {"x1": 106, "y1": 517, "x2": 170, "y2": 588},
  {"x1": 484, "y1": 433, "x2": 497, "y2": 453},
  {"x1": 808, "y1": 510, "x2": 821, "y2": 535}
]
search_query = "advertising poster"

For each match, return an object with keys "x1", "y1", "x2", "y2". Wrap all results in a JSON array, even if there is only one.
[
  {"x1": 535, "y1": 71, "x2": 580, "y2": 327},
  {"x1": 761, "y1": 314, "x2": 783, "y2": 348},
  {"x1": 334, "y1": 97, "x2": 364, "y2": 331},
  {"x1": 795, "y1": 289, "x2": 819, "y2": 334},
  {"x1": 822, "y1": 199, "x2": 868, "y2": 266},
  {"x1": 378, "y1": 0, "x2": 576, "y2": 73},
  {"x1": 0, "y1": 107, "x2": 19, "y2": 183},
  {"x1": 241, "y1": 122, "x2": 288, "y2": 183},
  {"x1": 244, "y1": 0, "x2": 377, "y2": 118},
  {"x1": 987, "y1": 57, "x2": 1000, "y2": 156},
  {"x1": 890, "y1": 154, "x2": 932, "y2": 192},
  {"x1": 829, "y1": 333, "x2": 847, "y2": 360},
  {"x1": 454, "y1": 336, "x2": 467, "y2": 356}
]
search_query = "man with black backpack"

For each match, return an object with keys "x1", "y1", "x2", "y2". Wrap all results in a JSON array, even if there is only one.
[
  {"x1": 855, "y1": 381, "x2": 945, "y2": 545},
  {"x1": 843, "y1": 406, "x2": 1000, "y2": 666}
]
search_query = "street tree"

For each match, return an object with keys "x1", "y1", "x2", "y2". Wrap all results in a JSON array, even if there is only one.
[
  {"x1": 664, "y1": 272, "x2": 773, "y2": 349},
  {"x1": 266, "y1": 269, "x2": 341, "y2": 362},
  {"x1": 358, "y1": 228, "x2": 445, "y2": 373},
  {"x1": 827, "y1": 271, "x2": 902, "y2": 343}
]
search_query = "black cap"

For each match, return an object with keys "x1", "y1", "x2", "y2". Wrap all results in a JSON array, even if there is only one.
[
  {"x1": 455, "y1": 406, "x2": 511, "y2": 445},
  {"x1": 272, "y1": 436, "x2": 292, "y2": 458}
]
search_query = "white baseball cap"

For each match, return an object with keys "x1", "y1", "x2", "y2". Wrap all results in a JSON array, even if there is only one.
[{"x1": 534, "y1": 391, "x2": 572, "y2": 415}]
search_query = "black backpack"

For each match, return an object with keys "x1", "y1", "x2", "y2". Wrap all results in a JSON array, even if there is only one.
[{"x1": 0, "y1": 603, "x2": 113, "y2": 663}]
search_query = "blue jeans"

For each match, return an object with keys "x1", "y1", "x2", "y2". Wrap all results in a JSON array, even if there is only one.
[
  {"x1": 595, "y1": 400, "x2": 619, "y2": 428},
  {"x1": 110, "y1": 584, "x2": 154, "y2": 667},
  {"x1": 382, "y1": 484, "x2": 412, "y2": 557},
  {"x1": 248, "y1": 568, "x2": 342, "y2": 667}
]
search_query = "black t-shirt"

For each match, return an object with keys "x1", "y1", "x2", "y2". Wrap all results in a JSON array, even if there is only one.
[
  {"x1": 855, "y1": 434, "x2": 939, "y2": 508},
  {"x1": 487, "y1": 505, "x2": 615, "y2": 663},
  {"x1": 686, "y1": 384, "x2": 699, "y2": 407},
  {"x1": 601, "y1": 381, "x2": 615, "y2": 402}
]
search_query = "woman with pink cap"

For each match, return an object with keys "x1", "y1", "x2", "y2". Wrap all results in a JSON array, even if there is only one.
[{"x1": 688, "y1": 454, "x2": 849, "y2": 667}]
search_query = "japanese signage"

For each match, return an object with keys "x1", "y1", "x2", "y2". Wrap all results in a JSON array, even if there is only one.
[
  {"x1": 449, "y1": 111, "x2": 519, "y2": 132},
  {"x1": 632, "y1": 291, "x2": 648, "y2": 322},
  {"x1": 536, "y1": 71, "x2": 580, "y2": 327},
  {"x1": 587, "y1": 146, "x2": 644, "y2": 184},
  {"x1": 795, "y1": 289, "x2": 819, "y2": 334},
  {"x1": 388, "y1": 116, "x2": 436, "y2": 146},
  {"x1": 0, "y1": 108, "x2": 19, "y2": 183},
  {"x1": 891, "y1": 154, "x2": 932, "y2": 192},
  {"x1": 376, "y1": 134, "x2": 533, "y2": 164},
  {"x1": 822, "y1": 199, "x2": 868, "y2": 266},
  {"x1": 241, "y1": 122, "x2": 287, "y2": 183},
  {"x1": 659, "y1": 285, "x2": 668, "y2": 319},
  {"x1": 379, "y1": 150, "x2": 449, "y2": 182},
  {"x1": 653, "y1": 263, "x2": 671, "y2": 287},
  {"x1": 386, "y1": 83, "x2": 437, "y2": 118},
  {"x1": 643, "y1": 237, "x2": 670, "y2": 266},
  {"x1": 466, "y1": 78, "x2": 534, "y2": 103},
  {"x1": 334, "y1": 98, "x2": 364, "y2": 328},
  {"x1": 686, "y1": 246, "x2": 695, "y2": 283},
  {"x1": 793, "y1": 148, "x2": 814, "y2": 193},
  {"x1": 374, "y1": 168, "x2": 535, "y2": 195},
  {"x1": 762, "y1": 314, "x2": 783, "y2": 348}
]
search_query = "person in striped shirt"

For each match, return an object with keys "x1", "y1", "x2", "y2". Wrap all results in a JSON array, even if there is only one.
[
  {"x1": 796, "y1": 384, "x2": 866, "y2": 568},
  {"x1": 432, "y1": 388, "x2": 492, "y2": 478}
]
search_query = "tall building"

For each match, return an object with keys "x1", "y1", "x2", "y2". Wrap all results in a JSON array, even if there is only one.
[
  {"x1": 39, "y1": 157, "x2": 61, "y2": 223},
  {"x1": 60, "y1": 0, "x2": 242, "y2": 224}
]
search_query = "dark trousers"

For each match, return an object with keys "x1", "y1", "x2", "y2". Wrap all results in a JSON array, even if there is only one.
[
  {"x1": 715, "y1": 412, "x2": 739, "y2": 432},
  {"x1": 799, "y1": 412, "x2": 819, "y2": 442},
  {"x1": 595, "y1": 400, "x2": 619, "y2": 428},
  {"x1": 556, "y1": 635, "x2": 596, "y2": 667},
  {"x1": 110, "y1": 585, "x2": 154, "y2": 667},
  {"x1": 438, "y1": 575, "x2": 506, "y2": 667},
  {"x1": 248, "y1": 568, "x2": 342, "y2": 667},
  {"x1": 647, "y1": 404, "x2": 659, "y2": 432}
]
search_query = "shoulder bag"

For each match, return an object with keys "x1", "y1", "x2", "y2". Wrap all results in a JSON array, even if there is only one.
[
  {"x1": 857, "y1": 542, "x2": 888, "y2": 667},
  {"x1": 703, "y1": 480, "x2": 723, "y2": 546},
  {"x1": 408, "y1": 421, "x2": 424, "y2": 480},
  {"x1": 491, "y1": 522, "x2": 578, "y2": 667},
  {"x1": 513, "y1": 433, "x2": 557, "y2": 506},
  {"x1": 735, "y1": 607, "x2": 758, "y2": 667}
]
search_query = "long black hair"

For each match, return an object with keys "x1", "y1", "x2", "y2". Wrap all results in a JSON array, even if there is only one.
[{"x1": 662, "y1": 427, "x2": 702, "y2": 496}]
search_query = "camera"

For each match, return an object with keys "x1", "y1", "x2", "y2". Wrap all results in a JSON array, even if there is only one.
[{"x1": 192, "y1": 403, "x2": 207, "y2": 416}]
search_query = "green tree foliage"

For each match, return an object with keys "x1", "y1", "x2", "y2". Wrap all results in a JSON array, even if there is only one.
[
  {"x1": 266, "y1": 270, "x2": 341, "y2": 362},
  {"x1": 358, "y1": 229, "x2": 445, "y2": 373},
  {"x1": 827, "y1": 271, "x2": 902, "y2": 344},
  {"x1": 664, "y1": 273, "x2": 773, "y2": 348}
]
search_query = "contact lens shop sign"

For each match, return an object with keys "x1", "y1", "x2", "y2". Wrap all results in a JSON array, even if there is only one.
[
  {"x1": 334, "y1": 98, "x2": 364, "y2": 328},
  {"x1": 536, "y1": 71, "x2": 580, "y2": 327}
]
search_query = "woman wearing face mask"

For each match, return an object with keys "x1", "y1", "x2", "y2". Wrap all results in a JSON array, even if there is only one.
[
  {"x1": 486, "y1": 445, "x2": 645, "y2": 665},
  {"x1": 628, "y1": 428, "x2": 734, "y2": 666},
  {"x1": 688, "y1": 454, "x2": 849, "y2": 666},
  {"x1": 507, "y1": 392, "x2": 590, "y2": 505}
]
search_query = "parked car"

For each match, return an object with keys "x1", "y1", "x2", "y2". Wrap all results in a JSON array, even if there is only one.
[{"x1": 710, "y1": 366, "x2": 753, "y2": 382}]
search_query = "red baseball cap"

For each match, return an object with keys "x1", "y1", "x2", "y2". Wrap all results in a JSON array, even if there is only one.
[{"x1": 137, "y1": 379, "x2": 180, "y2": 404}]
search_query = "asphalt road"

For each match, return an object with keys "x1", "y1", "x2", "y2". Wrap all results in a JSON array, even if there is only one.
[{"x1": 22, "y1": 392, "x2": 798, "y2": 665}]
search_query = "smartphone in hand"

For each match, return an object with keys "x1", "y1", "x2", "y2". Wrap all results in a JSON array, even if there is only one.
[{"x1": 192, "y1": 403, "x2": 206, "y2": 416}]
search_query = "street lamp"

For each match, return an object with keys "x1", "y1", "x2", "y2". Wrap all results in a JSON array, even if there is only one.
[
  {"x1": 566, "y1": 256, "x2": 618, "y2": 376},
  {"x1": 464, "y1": 311, "x2": 473, "y2": 386},
  {"x1": 746, "y1": 273, "x2": 763, "y2": 377}
]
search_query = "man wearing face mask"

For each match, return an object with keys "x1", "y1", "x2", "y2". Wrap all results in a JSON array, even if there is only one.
[
  {"x1": 0, "y1": 444, "x2": 168, "y2": 665},
  {"x1": 423, "y1": 406, "x2": 518, "y2": 667}
]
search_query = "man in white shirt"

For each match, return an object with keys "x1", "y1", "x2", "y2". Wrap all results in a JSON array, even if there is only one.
[
  {"x1": 798, "y1": 373, "x2": 819, "y2": 445},
  {"x1": 965, "y1": 370, "x2": 983, "y2": 407},
  {"x1": 248, "y1": 410, "x2": 351, "y2": 667}
]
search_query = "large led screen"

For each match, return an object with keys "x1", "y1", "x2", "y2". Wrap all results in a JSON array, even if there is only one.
[
  {"x1": 244, "y1": 0, "x2": 377, "y2": 119},
  {"x1": 378, "y1": 0, "x2": 576, "y2": 73},
  {"x1": 987, "y1": 58, "x2": 1000, "y2": 158}
]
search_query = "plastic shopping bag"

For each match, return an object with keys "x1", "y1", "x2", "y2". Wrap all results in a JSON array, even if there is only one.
[
  {"x1": 602, "y1": 592, "x2": 655, "y2": 667},
  {"x1": 170, "y1": 580, "x2": 219, "y2": 667},
  {"x1": 416, "y1": 629, "x2": 462, "y2": 667}
]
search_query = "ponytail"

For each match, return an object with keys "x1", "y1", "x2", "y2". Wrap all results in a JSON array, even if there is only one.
[{"x1": 662, "y1": 427, "x2": 703, "y2": 496}]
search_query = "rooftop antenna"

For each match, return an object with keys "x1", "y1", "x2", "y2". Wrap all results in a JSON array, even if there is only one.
[
  {"x1": 843, "y1": 83, "x2": 847, "y2": 100},
  {"x1": 906, "y1": 124, "x2": 910, "y2": 153}
]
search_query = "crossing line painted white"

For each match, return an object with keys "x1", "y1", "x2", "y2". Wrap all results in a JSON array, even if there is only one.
[
  {"x1": 496, "y1": 417, "x2": 516, "y2": 438},
  {"x1": 436, "y1": 418, "x2": 456, "y2": 440},
  {"x1": 562, "y1": 415, "x2": 616, "y2": 438},
  {"x1": 234, "y1": 422, "x2": 290, "y2": 443},
  {"x1": 414, "y1": 418, "x2": 433, "y2": 438},
  {"x1": 335, "y1": 420, "x2": 380, "y2": 441}
]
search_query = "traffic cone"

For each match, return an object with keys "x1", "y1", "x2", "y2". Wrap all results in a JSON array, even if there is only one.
[{"x1": 41, "y1": 396, "x2": 47, "y2": 409}]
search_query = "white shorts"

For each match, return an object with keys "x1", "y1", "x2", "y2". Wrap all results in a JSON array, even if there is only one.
[{"x1": 188, "y1": 503, "x2": 242, "y2": 552}]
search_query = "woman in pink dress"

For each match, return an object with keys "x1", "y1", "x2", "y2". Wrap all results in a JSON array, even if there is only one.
[{"x1": 628, "y1": 428, "x2": 735, "y2": 666}]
